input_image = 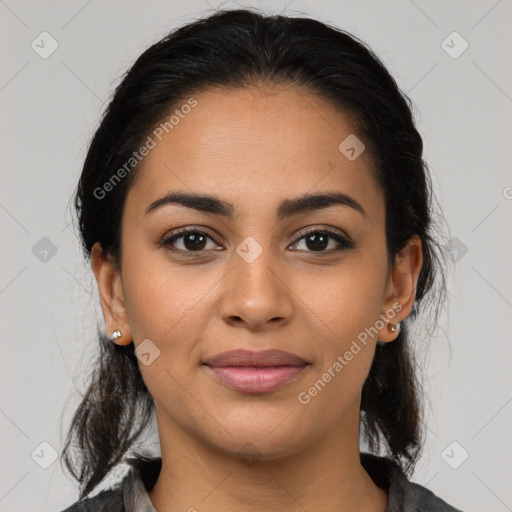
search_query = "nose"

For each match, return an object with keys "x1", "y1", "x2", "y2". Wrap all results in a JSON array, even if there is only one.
[{"x1": 219, "y1": 246, "x2": 293, "y2": 331}]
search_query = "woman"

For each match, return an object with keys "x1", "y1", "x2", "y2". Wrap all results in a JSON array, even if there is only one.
[{"x1": 60, "y1": 8, "x2": 461, "y2": 512}]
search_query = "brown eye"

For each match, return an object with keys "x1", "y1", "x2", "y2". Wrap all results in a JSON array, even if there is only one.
[
  {"x1": 290, "y1": 229, "x2": 354, "y2": 253},
  {"x1": 161, "y1": 228, "x2": 222, "y2": 252}
]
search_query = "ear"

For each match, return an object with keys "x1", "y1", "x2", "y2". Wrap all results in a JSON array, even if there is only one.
[
  {"x1": 378, "y1": 234, "x2": 423, "y2": 343},
  {"x1": 91, "y1": 242, "x2": 132, "y2": 346}
]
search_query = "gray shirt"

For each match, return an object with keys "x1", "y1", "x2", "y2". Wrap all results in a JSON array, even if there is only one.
[{"x1": 60, "y1": 453, "x2": 463, "y2": 511}]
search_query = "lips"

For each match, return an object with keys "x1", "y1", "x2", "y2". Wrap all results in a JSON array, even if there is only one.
[
  {"x1": 202, "y1": 349, "x2": 310, "y2": 394},
  {"x1": 202, "y1": 349, "x2": 308, "y2": 368}
]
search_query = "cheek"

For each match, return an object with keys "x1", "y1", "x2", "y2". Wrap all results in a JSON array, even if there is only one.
[
  {"x1": 294, "y1": 264, "x2": 386, "y2": 411},
  {"x1": 120, "y1": 254, "x2": 215, "y2": 404},
  {"x1": 121, "y1": 245, "x2": 217, "y2": 340},
  {"x1": 303, "y1": 265, "x2": 386, "y2": 346},
  {"x1": 120, "y1": 253, "x2": 229, "y2": 406},
  {"x1": 295, "y1": 279, "x2": 381, "y2": 420}
]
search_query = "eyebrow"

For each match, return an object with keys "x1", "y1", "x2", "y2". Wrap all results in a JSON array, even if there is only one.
[{"x1": 145, "y1": 191, "x2": 366, "y2": 219}]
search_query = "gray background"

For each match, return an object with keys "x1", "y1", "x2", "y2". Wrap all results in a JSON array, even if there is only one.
[{"x1": 1, "y1": 0, "x2": 511, "y2": 511}]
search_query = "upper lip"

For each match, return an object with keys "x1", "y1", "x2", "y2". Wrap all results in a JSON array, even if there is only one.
[{"x1": 203, "y1": 349, "x2": 308, "y2": 367}]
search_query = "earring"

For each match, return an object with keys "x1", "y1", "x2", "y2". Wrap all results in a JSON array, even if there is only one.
[
  {"x1": 111, "y1": 330, "x2": 122, "y2": 340},
  {"x1": 388, "y1": 322, "x2": 401, "y2": 334}
]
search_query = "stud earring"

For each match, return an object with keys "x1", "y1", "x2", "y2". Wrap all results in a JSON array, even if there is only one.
[
  {"x1": 111, "y1": 330, "x2": 122, "y2": 340},
  {"x1": 388, "y1": 322, "x2": 401, "y2": 334}
]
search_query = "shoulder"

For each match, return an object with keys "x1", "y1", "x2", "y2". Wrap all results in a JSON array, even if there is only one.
[
  {"x1": 407, "y1": 480, "x2": 464, "y2": 512},
  {"x1": 59, "y1": 487, "x2": 124, "y2": 512},
  {"x1": 360, "y1": 452, "x2": 464, "y2": 512},
  {"x1": 58, "y1": 456, "x2": 161, "y2": 512}
]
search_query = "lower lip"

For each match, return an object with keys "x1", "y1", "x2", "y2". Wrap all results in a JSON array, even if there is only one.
[{"x1": 203, "y1": 365, "x2": 308, "y2": 393}]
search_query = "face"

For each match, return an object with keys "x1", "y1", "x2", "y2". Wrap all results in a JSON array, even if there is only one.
[{"x1": 93, "y1": 84, "x2": 421, "y2": 462}]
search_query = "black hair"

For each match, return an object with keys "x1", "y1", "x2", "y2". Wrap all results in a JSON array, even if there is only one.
[{"x1": 61, "y1": 7, "x2": 448, "y2": 498}]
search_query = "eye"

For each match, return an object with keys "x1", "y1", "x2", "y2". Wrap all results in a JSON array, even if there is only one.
[
  {"x1": 161, "y1": 227, "x2": 222, "y2": 252},
  {"x1": 160, "y1": 226, "x2": 354, "y2": 254},
  {"x1": 290, "y1": 228, "x2": 354, "y2": 253}
]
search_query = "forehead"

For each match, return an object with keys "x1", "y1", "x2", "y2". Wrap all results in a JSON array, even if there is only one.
[{"x1": 124, "y1": 85, "x2": 383, "y2": 223}]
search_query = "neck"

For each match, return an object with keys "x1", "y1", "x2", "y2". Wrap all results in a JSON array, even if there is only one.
[{"x1": 147, "y1": 402, "x2": 388, "y2": 512}]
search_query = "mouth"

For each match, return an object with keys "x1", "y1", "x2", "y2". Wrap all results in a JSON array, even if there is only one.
[{"x1": 202, "y1": 349, "x2": 310, "y2": 394}]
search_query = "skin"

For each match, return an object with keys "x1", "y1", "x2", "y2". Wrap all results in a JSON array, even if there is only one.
[{"x1": 92, "y1": 84, "x2": 422, "y2": 512}]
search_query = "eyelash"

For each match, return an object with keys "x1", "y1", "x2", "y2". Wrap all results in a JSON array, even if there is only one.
[{"x1": 160, "y1": 226, "x2": 355, "y2": 254}]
